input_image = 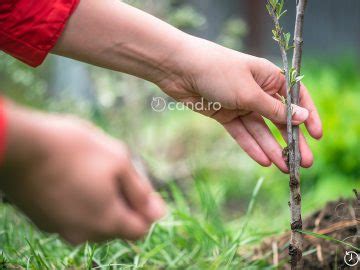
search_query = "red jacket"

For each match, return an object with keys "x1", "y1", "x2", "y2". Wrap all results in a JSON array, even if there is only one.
[{"x1": 0, "y1": 0, "x2": 79, "y2": 165}]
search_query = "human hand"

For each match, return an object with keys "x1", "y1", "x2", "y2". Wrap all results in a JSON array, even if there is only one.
[
  {"x1": 52, "y1": 0, "x2": 321, "y2": 172},
  {"x1": 158, "y1": 37, "x2": 323, "y2": 173},
  {"x1": 0, "y1": 102, "x2": 166, "y2": 244}
]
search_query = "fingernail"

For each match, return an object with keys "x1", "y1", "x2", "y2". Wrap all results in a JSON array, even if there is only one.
[
  {"x1": 146, "y1": 195, "x2": 167, "y2": 221},
  {"x1": 292, "y1": 105, "x2": 309, "y2": 123}
]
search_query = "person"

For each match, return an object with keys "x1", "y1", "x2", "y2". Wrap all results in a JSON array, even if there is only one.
[{"x1": 0, "y1": 0, "x2": 322, "y2": 245}]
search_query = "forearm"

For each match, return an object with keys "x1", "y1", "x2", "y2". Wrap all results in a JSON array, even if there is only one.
[{"x1": 53, "y1": 0, "x2": 191, "y2": 85}]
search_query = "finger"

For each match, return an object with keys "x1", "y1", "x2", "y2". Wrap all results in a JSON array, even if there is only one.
[
  {"x1": 110, "y1": 201, "x2": 151, "y2": 241},
  {"x1": 118, "y1": 158, "x2": 166, "y2": 223},
  {"x1": 276, "y1": 124, "x2": 314, "y2": 168},
  {"x1": 241, "y1": 113, "x2": 288, "y2": 173},
  {"x1": 224, "y1": 118, "x2": 272, "y2": 167},
  {"x1": 247, "y1": 56, "x2": 309, "y2": 125},
  {"x1": 248, "y1": 84, "x2": 309, "y2": 125},
  {"x1": 248, "y1": 56, "x2": 284, "y2": 92},
  {"x1": 299, "y1": 84, "x2": 323, "y2": 139},
  {"x1": 60, "y1": 202, "x2": 150, "y2": 244},
  {"x1": 276, "y1": 83, "x2": 322, "y2": 140}
]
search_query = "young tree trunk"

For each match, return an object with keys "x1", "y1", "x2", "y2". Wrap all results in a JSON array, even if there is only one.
[
  {"x1": 289, "y1": 1, "x2": 307, "y2": 269},
  {"x1": 267, "y1": 0, "x2": 308, "y2": 268}
]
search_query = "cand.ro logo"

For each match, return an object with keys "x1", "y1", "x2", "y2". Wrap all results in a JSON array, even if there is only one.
[
  {"x1": 151, "y1": 97, "x2": 167, "y2": 112},
  {"x1": 151, "y1": 96, "x2": 222, "y2": 112},
  {"x1": 344, "y1": 251, "x2": 359, "y2": 267}
]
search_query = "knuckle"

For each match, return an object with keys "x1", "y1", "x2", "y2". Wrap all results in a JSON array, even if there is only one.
[
  {"x1": 273, "y1": 73, "x2": 286, "y2": 91},
  {"x1": 272, "y1": 100, "x2": 283, "y2": 119}
]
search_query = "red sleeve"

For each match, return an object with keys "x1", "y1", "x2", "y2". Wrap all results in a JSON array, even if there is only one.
[
  {"x1": 0, "y1": 0, "x2": 80, "y2": 67},
  {"x1": 0, "y1": 98, "x2": 6, "y2": 167}
]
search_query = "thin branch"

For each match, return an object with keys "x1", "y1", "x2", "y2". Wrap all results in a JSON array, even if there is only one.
[
  {"x1": 288, "y1": 1, "x2": 307, "y2": 269},
  {"x1": 267, "y1": 4, "x2": 294, "y2": 168},
  {"x1": 267, "y1": 1, "x2": 308, "y2": 268}
]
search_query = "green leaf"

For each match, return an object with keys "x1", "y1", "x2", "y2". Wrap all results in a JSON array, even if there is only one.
[
  {"x1": 275, "y1": 0, "x2": 285, "y2": 18},
  {"x1": 278, "y1": 0, "x2": 285, "y2": 13},
  {"x1": 289, "y1": 67, "x2": 297, "y2": 85},
  {"x1": 295, "y1": 75, "x2": 305, "y2": 83},
  {"x1": 297, "y1": 230, "x2": 360, "y2": 252},
  {"x1": 272, "y1": 36, "x2": 280, "y2": 42},
  {"x1": 278, "y1": 9, "x2": 287, "y2": 19},
  {"x1": 266, "y1": 3, "x2": 271, "y2": 15},
  {"x1": 269, "y1": 0, "x2": 278, "y2": 9},
  {"x1": 284, "y1": 32, "x2": 291, "y2": 48}
]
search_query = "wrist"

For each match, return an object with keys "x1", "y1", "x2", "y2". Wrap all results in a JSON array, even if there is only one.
[
  {"x1": 0, "y1": 103, "x2": 49, "y2": 186},
  {"x1": 151, "y1": 33, "x2": 196, "y2": 91},
  {"x1": 154, "y1": 35, "x2": 222, "y2": 95}
]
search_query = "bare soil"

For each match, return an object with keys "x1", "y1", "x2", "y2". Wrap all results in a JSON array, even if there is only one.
[{"x1": 255, "y1": 197, "x2": 360, "y2": 269}]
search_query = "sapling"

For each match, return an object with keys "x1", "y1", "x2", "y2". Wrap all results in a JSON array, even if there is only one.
[{"x1": 266, "y1": 0, "x2": 308, "y2": 268}]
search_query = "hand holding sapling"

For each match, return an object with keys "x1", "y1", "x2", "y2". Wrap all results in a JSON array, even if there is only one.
[
  {"x1": 54, "y1": 0, "x2": 322, "y2": 172},
  {"x1": 158, "y1": 38, "x2": 322, "y2": 172}
]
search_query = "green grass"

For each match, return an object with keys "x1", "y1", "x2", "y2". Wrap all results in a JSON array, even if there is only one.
[{"x1": 0, "y1": 179, "x2": 274, "y2": 270}]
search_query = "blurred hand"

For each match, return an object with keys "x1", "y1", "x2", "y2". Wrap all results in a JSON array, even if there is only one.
[
  {"x1": 0, "y1": 103, "x2": 166, "y2": 245},
  {"x1": 158, "y1": 38, "x2": 323, "y2": 173}
]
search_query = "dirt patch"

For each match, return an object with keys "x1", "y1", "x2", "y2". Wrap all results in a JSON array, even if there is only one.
[{"x1": 254, "y1": 197, "x2": 360, "y2": 269}]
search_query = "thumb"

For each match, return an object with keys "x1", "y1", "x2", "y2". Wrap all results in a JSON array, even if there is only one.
[
  {"x1": 119, "y1": 158, "x2": 166, "y2": 222},
  {"x1": 250, "y1": 90, "x2": 309, "y2": 124}
]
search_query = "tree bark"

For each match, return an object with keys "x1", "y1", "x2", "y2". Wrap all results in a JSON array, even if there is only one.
[
  {"x1": 289, "y1": 1, "x2": 307, "y2": 269},
  {"x1": 267, "y1": 1, "x2": 308, "y2": 268}
]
